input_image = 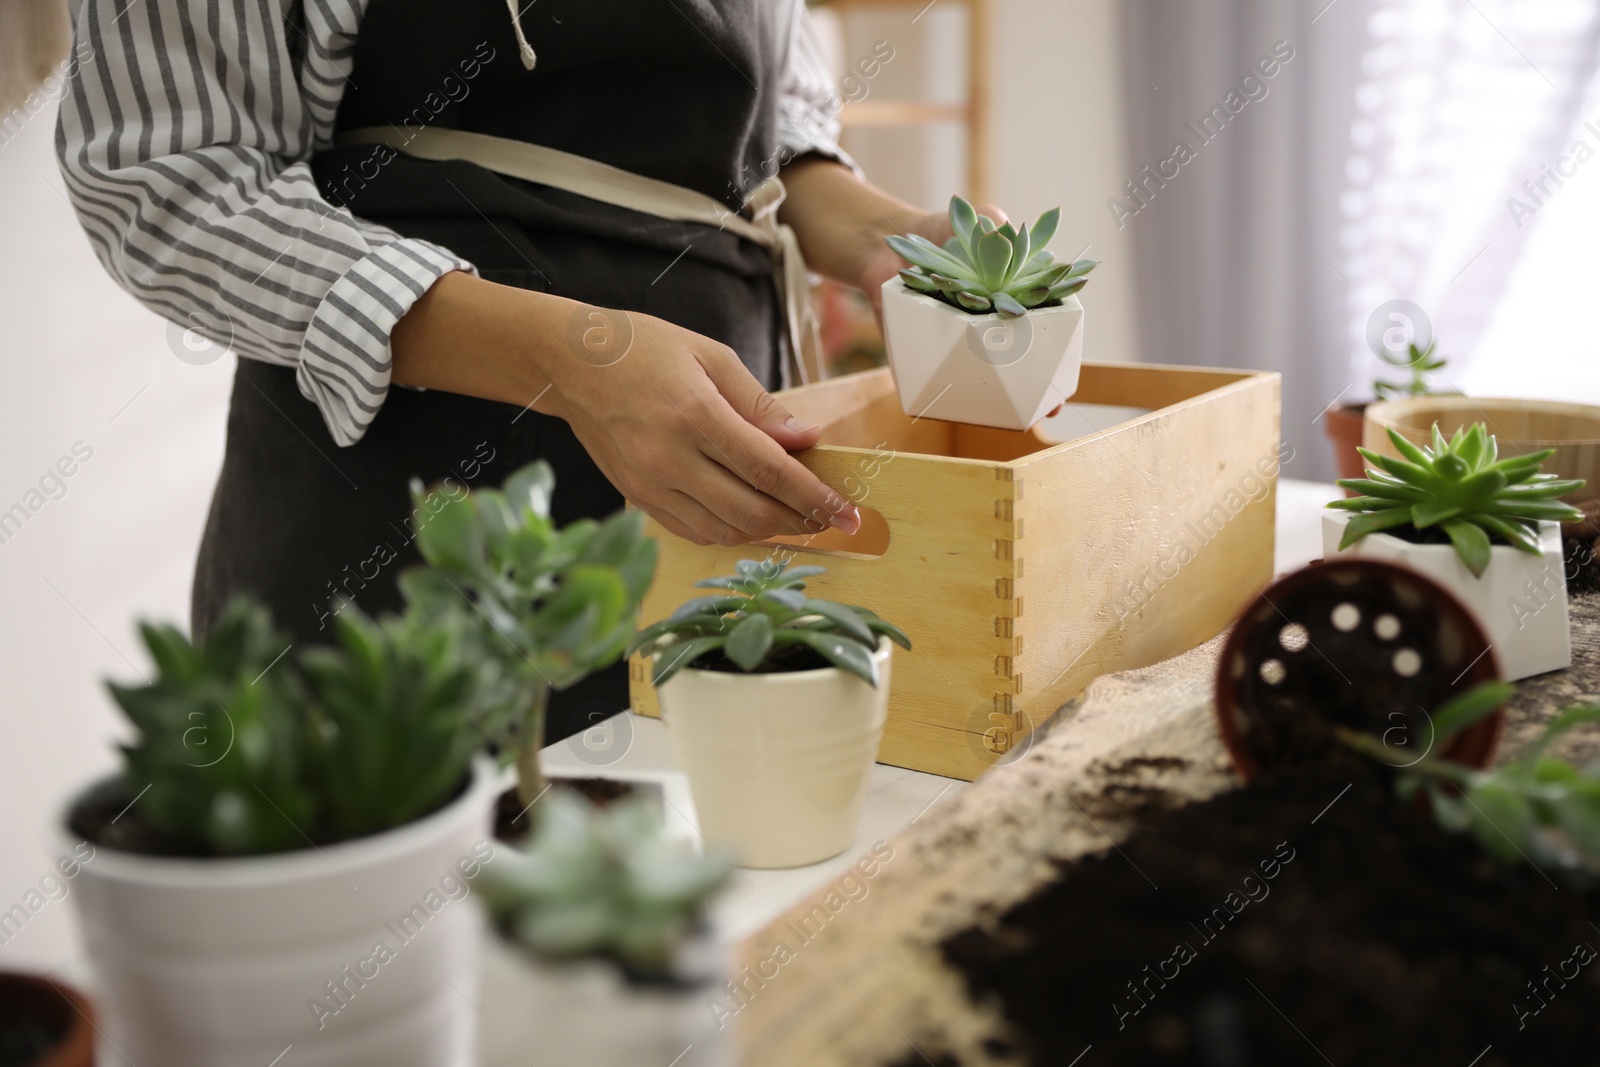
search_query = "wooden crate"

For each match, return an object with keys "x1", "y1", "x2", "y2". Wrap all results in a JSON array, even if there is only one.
[{"x1": 627, "y1": 362, "x2": 1282, "y2": 781}]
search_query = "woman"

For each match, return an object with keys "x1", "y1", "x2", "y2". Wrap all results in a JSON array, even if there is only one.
[{"x1": 57, "y1": 0, "x2": 1005, "y2": 740}]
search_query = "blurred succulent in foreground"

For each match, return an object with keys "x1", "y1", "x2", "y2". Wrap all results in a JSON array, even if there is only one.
[
  {"x1": 887, "y1": 195, "x2": 1097, "y2": 318},
  {"x1": 401, "y1": 462, "x2": 657, "y2": 805},
  {"x1": 1342, "y1": 683, "x2": 1600, "y2": 887},
  {"x1": 478, "y1": 790, "x2": 730, "y2": 979}
]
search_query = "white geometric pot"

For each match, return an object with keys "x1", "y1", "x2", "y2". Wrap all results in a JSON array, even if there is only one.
[
  {"x1": 476, "y1": 929, "x2": 732, "y2": 1067},
  {"x1": 880, "y1": 277, "x2": 1084, "y2": 430},
  {"x1": 1322, "y1": 511, "x2": 1571, "y2": 681},
  {"x1": 64, "y1": 758, "x2": 500, "y2": 1067},
  {"x1": 656, "y1": 638, "x2": 892, "y2": 869}
]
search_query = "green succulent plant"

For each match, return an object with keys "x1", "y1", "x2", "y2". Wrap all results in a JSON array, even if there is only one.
[
  {"x1": 1328, "y1": 422, "x2": 1584, "y2": 577},
  {"x1": 110, "y1": 600, "x2": 313, "y2": 855},
  {"x1": 400, "y1": 462, "x2": 657, "y2": 805},
  {"x1": 106, "y1": 598, "x2": 486, "y2": 856},
  {"x1": 886, "y1": 195, "x2": 1097, "y2": 318},
  {"x1": 300, "y1": 606, "x2": 484, "y2": 842},
  {"x1": 1372, "y1": 339, "x2": 1448, "y2": 401},
  {"x1": 478, "y1": 789, "x2": 730, "y2": 979},
  {"x1": 1341, "y1": 682, "x2": 1600, "y2": 886},
  {"x1": 626, "y1": 558, "x2": 910, "y2": 688}
]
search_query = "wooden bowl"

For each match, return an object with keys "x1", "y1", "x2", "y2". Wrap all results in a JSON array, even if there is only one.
[{"x1": 1364, "y1": 396, "x2": 1600, "y2": 499}]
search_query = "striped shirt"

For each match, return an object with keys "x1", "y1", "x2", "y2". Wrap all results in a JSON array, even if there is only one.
[{"x1": 55, "y1": 0, "x2": 849, "y2": 446}]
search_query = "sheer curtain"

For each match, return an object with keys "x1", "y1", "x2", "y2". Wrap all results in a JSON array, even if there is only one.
[
  {"x1": 1120, "y1": 0, "x2": 1371, "y2": 481},
  {"x1": 1120, "y1": 0, "x2": 1600, "y2": 480},
  {"x1": 1343, "y1": 0, "x2": 1600, "y2": 397}
]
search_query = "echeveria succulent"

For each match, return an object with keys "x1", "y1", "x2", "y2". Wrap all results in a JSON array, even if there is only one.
[
  {"x1": 886, "y1": 195, "x2": 1097, "y2": 317},
  {"x1": 1328, "y1": 423, "x2": 1584, "y2": 577},
  {"x1": 626, "y1": 559, "x2": 910, "y2": 688}
]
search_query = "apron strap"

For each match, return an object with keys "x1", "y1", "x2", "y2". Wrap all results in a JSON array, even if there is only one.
[{"x1": 335, "y1": 126, "x2": 825, "y2": 386}]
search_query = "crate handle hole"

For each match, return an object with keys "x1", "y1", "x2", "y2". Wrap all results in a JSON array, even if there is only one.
[{"x1": 752, "y1": 506, "x2": 891, "y2": 560}]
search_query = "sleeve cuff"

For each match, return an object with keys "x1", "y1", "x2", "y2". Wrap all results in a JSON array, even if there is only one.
[
  {"x1": 297, "y1": 238, "x2": 477, "y2": 447},
  {"x1": 777, "y1": 113, "x2": 862, "y2": 179}
]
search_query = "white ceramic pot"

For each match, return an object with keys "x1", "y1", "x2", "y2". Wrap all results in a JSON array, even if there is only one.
[
  {"x1": 880, "y1": 276, "x2": 1084, "y2": 430},
  {"x1": 656, "y1": 637, "x2": 892, "y2": 868},
  {"x1": 1322, "y1": 511, "x2": 1571, "y2": 681},
  {"x1": 476, "y1": 929, "x2": 731, "y2": 1067},
  {"x1": 65, "y1": 757, "x2": 500, "y2": 1067}
]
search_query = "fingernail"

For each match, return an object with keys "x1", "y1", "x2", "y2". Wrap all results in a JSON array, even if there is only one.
[
  {"x1": 830, "y1": 505, "x2": 861, "y2": 535},
  {"x1": 784, "y1": 416, "x2": 815, "y2": 434}
]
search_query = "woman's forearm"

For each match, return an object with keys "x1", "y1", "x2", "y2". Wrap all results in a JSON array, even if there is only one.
[
  {"x1": 390, "y1": 270, "x2": 570, "y2": 414},
  {"x1": 777, "y1": 157, "x2": 925, "y2": 291}
]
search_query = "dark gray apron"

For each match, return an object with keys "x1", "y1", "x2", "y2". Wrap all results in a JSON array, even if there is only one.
[{"x1": 193, "y1": 0, "x2": 788, "y2": 741}]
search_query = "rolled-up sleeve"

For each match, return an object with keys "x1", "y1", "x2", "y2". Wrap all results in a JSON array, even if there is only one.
[
  {"x1": 56, "y1": 0, "x2": 475, "y2": 446},
  {"x1": 776, "y1": 0, "x2": 861, "y2": 174}
]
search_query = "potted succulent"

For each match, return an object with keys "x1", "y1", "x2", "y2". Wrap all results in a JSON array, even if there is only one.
[
  {"x1": 881, "y1": 195, "x2": 1097, "y2": 430},
  {"x1": 1325, "y1": 422, "x2": 1585, "y2": 680},
  {"x1": 64, "y1": 599, "x2": 499, "y2": 1067},
  {"x1": 628, "y1": 559, "x2": 911, "y2": 868},
  {"x1": 400, "y1": 461, "x2": 657, "y2": 814},
  {"x1": 1325, "y1": 338, "x2": 1449, "y2": 488},
  {"x1": 473, "y1": 790, "x2": 732, "y2": 1065}
]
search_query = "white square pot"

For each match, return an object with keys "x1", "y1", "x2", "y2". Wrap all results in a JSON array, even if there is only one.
[
  {"x1": 1322, "y1": 511, "x2": 1571, "y2": 681},
  {"x1": 476, "y1": 932, "x2": 731, "y2": 1067},
  {"x1": 879, "y1": 277, "x2": 1084, "y2": 430}
]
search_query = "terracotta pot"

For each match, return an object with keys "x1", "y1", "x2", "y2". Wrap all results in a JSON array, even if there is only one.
[
  {"x1": 1214, "y1": 558, "x2": 1505, "y2": 783},
  {"x1": 656, "y1": 637, "x2": 892, "y2": 868},
  {"x1": 0, "y1": 972, "x2": 95, "y2": 1067},
  {"x1": 1323, "y1": 402, "x2": 1368, "y2": 495}
]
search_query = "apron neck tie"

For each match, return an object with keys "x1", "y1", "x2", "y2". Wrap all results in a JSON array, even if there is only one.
[{"x1": 504, "y1": 0, "x2": 537, "y2": 70}]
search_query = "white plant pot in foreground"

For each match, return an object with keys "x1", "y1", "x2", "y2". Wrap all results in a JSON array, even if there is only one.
[
  {"x1": 476, "y1": 928, "x2": 731, "y2": 1067},
  {"x1": 1322, "y1": 511, "x2": 1570, "y2": 681},
  {"x1": 65, "y1": 757, "x2": 499, "y2": 1067},
  {"x1": 657, "y1": 637, "x2": 892, "y2": 868},
  {"x1": 880, "y1": 276, "x2": 1084, "y2": 430}
]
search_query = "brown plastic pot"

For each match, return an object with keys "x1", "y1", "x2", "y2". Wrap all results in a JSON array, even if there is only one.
[
  {"x1": 0, "y1": 972, "x2": 95, "y2": 1067},
  {"x1": 1214, "y1": 558, "x2": 1505, "y2": 783},
  {"x1": 1324, "y1": 402, "x2": 1368, "y2": 495}
]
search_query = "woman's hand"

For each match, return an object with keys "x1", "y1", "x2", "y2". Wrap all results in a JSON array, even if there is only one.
[
  {"x1": 391, "y1": 272, "x2": 859, "y2": 547},
  {"x1": 542, "y1": 310, "x2": 861, "y2": 547}
]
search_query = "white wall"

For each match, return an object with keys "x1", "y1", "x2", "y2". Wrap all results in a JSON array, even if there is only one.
[
  {"x1": 829, "y1": 0, "x2": 1141, "y2": 365},
  {"x1": 0, "y1": 97, "x2": 232, "y2": 971}
]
